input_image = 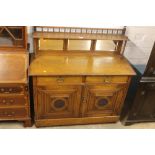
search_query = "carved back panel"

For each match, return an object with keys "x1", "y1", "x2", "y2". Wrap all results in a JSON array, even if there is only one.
[{"x1": 33, "y1": 26, "x2": 128, "y2": 55}]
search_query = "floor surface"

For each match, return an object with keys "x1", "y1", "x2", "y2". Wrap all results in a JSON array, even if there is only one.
[{"x1": 0, "y1": 121, "x2": 155, "y2": 129}]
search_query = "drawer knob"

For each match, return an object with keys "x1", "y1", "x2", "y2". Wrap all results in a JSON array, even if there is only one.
[
  {"x1": 141, "y1": 91, "x2": 145, "y2": 95},
  {"x1": 9, "y1": 88, "x2": 13, "y2": 92},
  {"x1": 10, "y1": 99, "x2": 14, "y2": 103},
  {"x1": 2, "y1": 99, "x2": 6, "y2": 103},
  {"x1": 149, "y1": 67, "x2": 154, "y2": 73},
  {"x1": 150, "y1": 84, "x2": 155, "y2": 88},
  {"x1": 0, "y1": 88, "x2": 4, "y2": 92}
]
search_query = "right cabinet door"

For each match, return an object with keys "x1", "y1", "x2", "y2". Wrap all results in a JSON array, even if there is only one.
[{"x1": 81, "y1": 84, "x2": 128, "y2": 117}]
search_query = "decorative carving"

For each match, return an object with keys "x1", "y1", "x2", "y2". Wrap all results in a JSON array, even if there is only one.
[
  {"x1": 34, "y1": 26, "x2": 125, "y2": 35},
  {"x1": 95, "y1": 98, "x2": 109, "y2": 109},
  {"x1": 51, "y1": 98, "x2": 67, "y2": 111}
]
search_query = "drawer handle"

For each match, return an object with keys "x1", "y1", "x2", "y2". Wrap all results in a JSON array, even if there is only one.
[
  {"x1": 103, "y1": 78, "x2": 111, "y2": 83},
  {"x1": 4, "y1": 111, "x2": 15, "y2": 117},
  {"x1": 82, "y1": 97, "x2": 87, "y2": 103},
  {"x1": 1, "y1": 99, "x2": 14, "y2": 105},
  {"x1": 57, "y1": 78, "x2": 64, "y2": 83}
]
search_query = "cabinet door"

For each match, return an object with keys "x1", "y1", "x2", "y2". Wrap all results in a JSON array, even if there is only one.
[
  {"x1": 129, "y1": 82, "x2": 155, "y2": 120},
  {"x1": 81, "y1": 84, "x2": 127, "y2": 117},
  {"x1": 35, "y1": 85, "x2": 82, "y2": 119}
]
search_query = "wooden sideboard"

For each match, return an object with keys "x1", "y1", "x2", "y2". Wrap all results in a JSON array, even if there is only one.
[
  {"x1": 0, "y1": 26, "x2": 31, "y2": 127},
  {"x1": 30, "y1": 26, "x2": 135, "y2": 127}
]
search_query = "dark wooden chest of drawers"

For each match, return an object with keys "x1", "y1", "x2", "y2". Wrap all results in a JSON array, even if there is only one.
[{"x1": 121, "y1": 42, "x2": 155, "y2": 125}]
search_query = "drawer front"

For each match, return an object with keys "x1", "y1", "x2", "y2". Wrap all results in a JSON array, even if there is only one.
[
  {"x1": 86, "y1": 76, "x2": 128, "y2": 83},
  {"x1": 0, "y1": 86, "x2": 24, "y2": 94},
  {"x1": 0, "y1": 108, "x2": 28, "y2": 118},
  {"x1": 37, "y1": 76, "x2": 83, "y2": 85},
  {"x1": 0, "y1": 95, "x2": 27, "y2": 107},
  {"x1": 145, "y1": 83, "x2": 155, "y2": 90}
]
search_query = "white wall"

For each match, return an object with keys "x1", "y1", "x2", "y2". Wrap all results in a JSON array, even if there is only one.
[
  {"x1": 27, "y1": 26, "x2": 33, "y2": 53},
  {"x1": 124, "y1": 26, "x2": 155, "y2": 66},
  {"x1": 27, "y1": 26, "x2": 155, "y2": 71}
]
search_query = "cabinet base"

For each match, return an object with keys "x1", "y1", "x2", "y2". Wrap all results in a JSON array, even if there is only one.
[
  {"x1": 35, "y1": 116, "x2": 119, "y2": 127},
  {"x1": 23, "y1": 119, "x2": 33, "y2": 127}
]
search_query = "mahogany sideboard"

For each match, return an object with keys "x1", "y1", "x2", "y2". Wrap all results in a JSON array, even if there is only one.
[
  {"x1": 29, "y1": 26, "x2": 135, "y2": 127},
  {"x1": 0, "y1": 26, "x2": 32, "y2": 127}
]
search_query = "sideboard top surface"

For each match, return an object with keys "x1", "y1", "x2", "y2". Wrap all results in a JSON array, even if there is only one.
[
  {"x1": 0, "y1": 51, "x2": 28, "y2": 83},
  {"x1": 29, "y1": 52, "x2": 135, "y2": 76}
]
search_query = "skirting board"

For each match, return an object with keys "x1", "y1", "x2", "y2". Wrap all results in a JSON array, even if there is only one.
[{"x1": 35, "y1": 116, "x2": 119, "y2": 127}]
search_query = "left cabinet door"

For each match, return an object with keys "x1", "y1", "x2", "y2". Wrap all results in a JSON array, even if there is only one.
[{"x1": 35, "y1": 85, "x2": 82, "y2": 119}]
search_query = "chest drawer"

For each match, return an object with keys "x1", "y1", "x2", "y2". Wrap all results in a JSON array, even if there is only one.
[
  {"x1": 37, "y1": 76, "x2": 83, "y2": 85},
  {"x1": 0, "y1": 86, "x2": 24, "y2": 94},
  {"x1": 86, "y1": 76, "x2": 129, "y2": 83},
  {"x1": 0, "y1": 95, "x2": 27, "y2": 107},
  {"x1": 0, "y1": 108, "x2": 28, "y2": 118}
]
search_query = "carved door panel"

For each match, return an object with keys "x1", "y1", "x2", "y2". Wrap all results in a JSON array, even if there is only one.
[
  {"x1": 81, "y1": 84, "x2": 127, "y2": 117},
  {"x1": 36, "y1": 85, "x2": 82, "y2": 119}
]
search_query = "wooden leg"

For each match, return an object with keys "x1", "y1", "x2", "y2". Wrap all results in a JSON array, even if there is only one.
[{"x1": 23, "y1": 119, "x2": 32, "y2": 127}]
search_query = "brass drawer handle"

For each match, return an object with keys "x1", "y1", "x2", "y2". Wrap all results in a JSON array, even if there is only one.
[
  {"x1": 103, "y1": 77, "x2": 111, "y2": 83},
  {"x1": 82, "y1": 97, "x2": 87, "y2": 103},
  {"x1": 56, "y1": 77, "x2": 64, "y2": 83}
]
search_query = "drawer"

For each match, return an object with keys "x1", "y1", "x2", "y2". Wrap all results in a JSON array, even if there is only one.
[
  {"x1": 0, "y1": 95, "x2": 27, "y2": 107},
  {"x1": 86, "y1": 76, "x2": 128, "y2": 83},
  {"x1": 0, "y1": 108, "x2": 28, "y2": 118},
  {"x1": 0, "y1": 86, "x2": 24, "y2": 94},
  {"x1": 145, "y1": 83, "x2": 155, "y2": 90},
  {"x1": 37, "y1": 76, "x2": 83, "y2": 85}
]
